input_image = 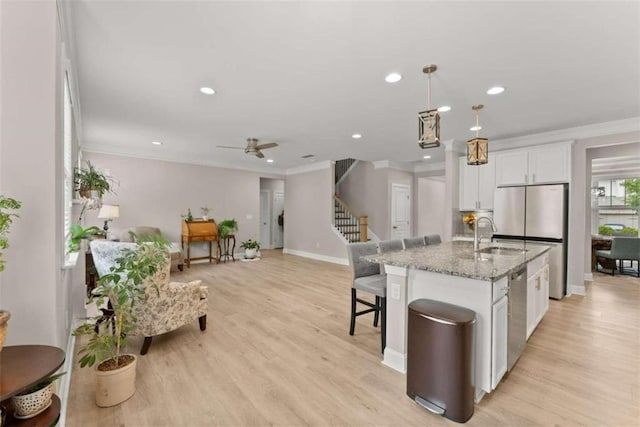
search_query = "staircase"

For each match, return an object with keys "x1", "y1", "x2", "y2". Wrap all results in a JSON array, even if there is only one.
[
  {"x1": 335, "y1": 158, "x2": 357, "y2": 184},
  {"x1": 334, "y1": 194, "x2": 368, "y2": 243}
]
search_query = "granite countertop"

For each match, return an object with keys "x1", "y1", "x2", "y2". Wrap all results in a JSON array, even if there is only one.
[{"x1": 363, "y1": 241, "x2": 551, "y2": 281}]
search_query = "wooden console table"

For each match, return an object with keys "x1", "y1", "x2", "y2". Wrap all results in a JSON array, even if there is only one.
[
  {"x1": 1, "y1": 345, "x2": 65, "y2": 426},
  {"x1": 181, "y1": 219, "x2": 219, "y2": 267}
]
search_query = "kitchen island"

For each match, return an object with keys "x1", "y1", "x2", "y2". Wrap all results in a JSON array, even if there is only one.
[{"x1": 364, "y1": 241, "x2": 551, "y2": 401}]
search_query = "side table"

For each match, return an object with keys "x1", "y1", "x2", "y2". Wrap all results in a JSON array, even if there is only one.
[
  {"x1": 0, "y1": 345, "x2": 65, "y2": 426},
  {"x1": 220, "y1": 234, "x2": 236, "y2": 262}
]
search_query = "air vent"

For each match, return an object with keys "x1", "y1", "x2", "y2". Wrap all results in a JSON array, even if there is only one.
[{"x1": 301, "y1": 154, "x2": 315, "y2": 159}]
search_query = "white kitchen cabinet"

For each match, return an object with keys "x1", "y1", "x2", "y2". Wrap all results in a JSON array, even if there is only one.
[
  {"x1": 526, "y1": 265, "x2": 550, "y2": 340},
  {"x1": 459, "y1": 157, "x2": 496, "y2": 210},
  {"x1": 528, "y1": 144, "x2": 571, "y2": 184},
  {"x1": 491, "y1": 295, "x2": 508, "y2": 389},
  {"x1": 495, "y1": 150, "x2": 529, "y2": 187},
  {"x1": 495, "y1": 143, "x2": 571, "y2": 187}
]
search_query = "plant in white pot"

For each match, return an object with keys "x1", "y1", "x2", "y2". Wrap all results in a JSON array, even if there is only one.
[
  {"x1": 10, "y1": 372, "x2": 65, "y2": 419},
  {"x1": 240, "y1": 239, "x2": 260, "y2": 259},
  {"x1": 0, "y1": 195, "x2": 22, "y2": 351},
  {"x1": 73, "y1": 235, "x2": 169, "y2": 407}
]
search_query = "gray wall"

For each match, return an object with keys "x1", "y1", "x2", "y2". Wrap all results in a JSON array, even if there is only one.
[
  {"x1": 0, "y1": 1, "x2": 76, "y2": 348},
  {"x1": 84, "y1": 152, "x2": 282, "y2": 257},
  {"x1": 339, "y1": 162, "x2": 414, "y2": 240},
  {"x1": 417, "y1": 177, "x2": 446, "y2": 238},
  {"x1": 284, "y1": 166, "x2": 346, "y2": 260}
]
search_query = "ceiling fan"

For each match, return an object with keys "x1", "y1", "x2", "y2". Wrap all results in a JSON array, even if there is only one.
[{"x1": 217, "y1": 138, "x2": 278, "y2": 159}]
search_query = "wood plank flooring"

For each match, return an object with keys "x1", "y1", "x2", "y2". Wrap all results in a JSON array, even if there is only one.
[{"x1": 66, "y1": 251, "x2": 640, "y2": 426}]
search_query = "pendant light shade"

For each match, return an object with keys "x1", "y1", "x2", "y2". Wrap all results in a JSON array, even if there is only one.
[
  {"x1": 418, "y1": 65, "x2": 440, "y2": 149},
  {"x1": 467, "y1": 104, "x2": 489, "y2": 165}
]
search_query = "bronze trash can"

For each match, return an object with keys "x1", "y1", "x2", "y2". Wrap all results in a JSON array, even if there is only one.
[{"x1": 406, "y1": 299, "x2": 476, "y2": 423}]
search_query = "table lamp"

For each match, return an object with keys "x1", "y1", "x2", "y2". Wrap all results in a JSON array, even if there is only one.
[{"x1": 97, "y1": 204, "x2": 120, "y2": 232}]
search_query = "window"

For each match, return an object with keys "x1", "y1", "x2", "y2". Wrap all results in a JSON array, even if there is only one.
[
  {"x1": 63, "y1": 73, "x2": 73, "y2": 265},
  {"x1": 594, "y1": 178, "x2": 639, "y2": 236}
]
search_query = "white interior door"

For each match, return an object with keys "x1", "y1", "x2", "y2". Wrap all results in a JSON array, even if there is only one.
[
  {"x1": 259, "y1": 190, "x2": 271, "y2": 249},
  {"x1": 391, "y1": 183, "x2": 411, "y2": 239},
  {"x1": 272, "y1": 191, "x2": 285, "y2": 248}
]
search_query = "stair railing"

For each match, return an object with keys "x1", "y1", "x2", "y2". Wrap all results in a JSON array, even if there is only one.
[{"x1": 333, "y1": 194, "x2": 368, "y2": 242}]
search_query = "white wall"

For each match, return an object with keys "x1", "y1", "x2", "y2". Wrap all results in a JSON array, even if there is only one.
[
  {"x1": 417, "y1": 177, "x2": 446, "y2": 238},
  {"x1": 83, "y1": 152, "x2": 284, "y2": 257},
  {"x1": 284, "y1": 164, "x2": 346, "y2": 262},
  {"x1": 0, "y1": 0, "x2": 73, "y2": 348}
]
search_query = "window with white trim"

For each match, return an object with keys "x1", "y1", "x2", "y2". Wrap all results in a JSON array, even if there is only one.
[{"x1": 63, "y1": 73, "x2": 73, "y2": 264}]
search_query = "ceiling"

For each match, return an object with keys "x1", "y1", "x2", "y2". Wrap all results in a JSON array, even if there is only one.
[{"x1": 68, "y1": 1, "x2": 640, "y2": 173}]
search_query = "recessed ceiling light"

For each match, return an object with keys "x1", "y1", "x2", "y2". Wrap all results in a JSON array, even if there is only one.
[
  {"x1": 437, "y1": 106, "x2": 451, "y2": 113},
  {"x1": 385, "y1": 73, "x2": 402, "y2": 83},
  {"x1": 352, "y1": 134, "x2": 362, "y2": 139},
  {"x1": 486, "y1": 86, "x2": 505, "y2": 95},
  {"x1": 470, "y1": 126, "x2": 482, "y2": 132},
  {"x1": 151, "y1": 141, "x2": 162, "y2": 146},
  {"x1": 266, "y1": 159, "x2": 274, "y2": 163},
  {"x1": 423, "y1": 155, "x2": 431, "y2": 159},
  {"x1": 200, "y1": 87, "x2": 215, "y2": 95}
]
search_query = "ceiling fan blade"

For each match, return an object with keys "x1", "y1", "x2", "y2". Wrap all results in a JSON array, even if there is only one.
[
  {"x1": 255, "y1": 151, "x2": 265, "y2": 159},
  {"x1": 255, "y1": 142, "x2": 278, "y2": 150},
  {"x1": 216, "y1": 145, "x2": 245, "y2": 150}
]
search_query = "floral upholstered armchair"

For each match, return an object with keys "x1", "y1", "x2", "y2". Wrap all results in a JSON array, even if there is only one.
[{"x1": 90, "y1": 240, "x2": 208, "y2": 355}]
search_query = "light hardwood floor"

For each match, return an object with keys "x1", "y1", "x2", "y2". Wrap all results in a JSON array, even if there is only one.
[{"x1": 67, "y1": 251, "x2": 640, "y2": 426}]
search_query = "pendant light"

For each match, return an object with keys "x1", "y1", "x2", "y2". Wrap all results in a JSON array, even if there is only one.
[
  {"x1": 467, "y1": 104, "x2": 488, "y2": 165},
  {"x1": 418, "y1": 65, "x2": 440, "y2": 149}
]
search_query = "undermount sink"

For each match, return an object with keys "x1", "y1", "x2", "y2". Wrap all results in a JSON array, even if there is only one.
[{"x1": 477, "y1": 247, "x2": 528, "y2": 256}]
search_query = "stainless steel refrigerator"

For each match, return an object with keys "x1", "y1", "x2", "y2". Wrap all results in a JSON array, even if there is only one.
[{"x1": 492, "y1": 184, "x2": 568, "y2": 299}]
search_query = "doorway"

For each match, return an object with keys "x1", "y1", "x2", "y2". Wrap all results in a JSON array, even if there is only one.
[
  {"x1": 390, "y1": 183, "x2": 411, "y2": 239},
  {"x1": 259, "y1": 178, "x2": 285, "y2": 249}
]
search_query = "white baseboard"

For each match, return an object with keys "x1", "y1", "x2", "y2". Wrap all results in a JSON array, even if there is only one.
[
  {"x1": 382, "y1": 347, "x2": 406, "y2": 373},
  {"x1": 282, "y1": 248, "x2": 349, "y2": 266},
  {"x1": 584, "y1": 272, "x2": 593, "y2": 281},
  {"x1": 58, "y1": 329, "x2": 76, "y2": 426},
  {"x1": 569, "y1": 285, "x2": 586, "y2": 296}
]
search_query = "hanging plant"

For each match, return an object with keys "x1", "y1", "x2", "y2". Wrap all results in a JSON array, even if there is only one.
[{"x1": 74, "y1": 161, "x2": 116, "y2": 199}]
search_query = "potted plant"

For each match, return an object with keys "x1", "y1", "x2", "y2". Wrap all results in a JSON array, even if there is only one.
[
  {"x1": 68, "y1": 224, "x2": 102, "y2": 253},
  {"x1": 218, "y1": 219, "x2": 238, "y2": 239},
  {"x1": 74, "y1": 161, "x2": 115, "y2": 200},
  {"x1": 0, "y1": 195, "x2": 22, "y2": 351},
  {"x1": 201, "y1": 206, "x2": 210, "y2": 221},
  {"x1": 73, "y1": 235, "x2": 169, "y2": 407},
  {"x1": 10, "y1": 372, "x2": 65, "y2": 419},
  {"x1": 240, "y1": 239, "x2": 260, "y2": 259}
]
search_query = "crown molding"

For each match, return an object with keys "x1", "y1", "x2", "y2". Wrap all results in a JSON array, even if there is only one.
[
  {"x1": 286, "y1": 160, "x2": 333, "y2": 176},
  {"x1": 372, "y1": 160, "x2": 414, "y2": 172},
  {"x1": 490, "y1": 117, "x2": 640, "y2": 151},
  {"x1": 81, "y1": 145, "x2": 287, "y2": 177},
  {"x1": 414, "y1": 161, "x2": 445, "y2": 173}
]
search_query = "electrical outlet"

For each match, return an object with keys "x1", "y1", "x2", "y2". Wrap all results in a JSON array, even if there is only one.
[
  {"x1": 315, "y1": 242, "x2": 320, "y2": 248},
  {"x1": 391, "y1": 283, "x2": 401, "y2": 300},
  {"x1": 246, "y1": 214, "x2": 253, "y2": 220}
]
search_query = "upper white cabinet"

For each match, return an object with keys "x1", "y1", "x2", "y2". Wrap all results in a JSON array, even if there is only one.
[
  {"x1": 459, "y1": 157, "x2": 496, "y2": 210},
  {"x1": 528, "y1": 144, "x2": 571, "y2": 185},
  {"x1": 495, "y1": 143, "x2": 571, "y2": 187},
  {"x1": 495, "y1": 151, "x2": 529, "y2": 187}
]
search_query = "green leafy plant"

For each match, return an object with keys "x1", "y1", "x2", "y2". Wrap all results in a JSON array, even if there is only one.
[
  {"x1": 620, "y1": 226, "x2": 638, "y2": 236},
  {"x1": 68, "y1": 224, "x2": 102, "y2": 253},
  {"x1": 240, "y1": 239, "x2": 260, "y2": 250},
  {"x1": 218, "y1": 219, "x2": 238, "y2": 239},
  {"x1": 187, "y1": 208, "x2": 193, "y2": 221},
  {"x1": 73, "y1": 235, "x2": 169, "y2": 369},
  {"x1": 17, "y1": 372, "x2": 66, "y2": 395},
  {"x1": 0, "y1": 195, "x2": 22, "y2": 272},
  {"x1": 598, "y1": 225, "x2": 614, "y2": 236},
  {"x1": 621, "y1": 178, "x2": 640, "y2": 207},
  {"x1": 74, "y1": 161, "x2": 115, "y2": 198}
]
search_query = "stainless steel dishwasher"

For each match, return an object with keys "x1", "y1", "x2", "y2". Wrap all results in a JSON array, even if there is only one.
[{"x1": 507, "y1": 267, "x2": 527, "y2": 371}]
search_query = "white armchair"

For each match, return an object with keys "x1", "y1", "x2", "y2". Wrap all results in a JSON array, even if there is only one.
[{"x1": 90, "y1": 240, "x2": 208, "y2": 354}]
